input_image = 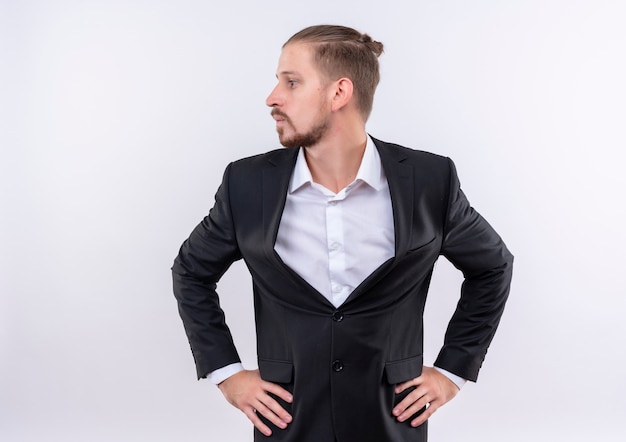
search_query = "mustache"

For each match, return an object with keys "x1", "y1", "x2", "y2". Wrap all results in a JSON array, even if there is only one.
[{"x1": 271, "y1": 108, "x2": 290, "y2": 121}]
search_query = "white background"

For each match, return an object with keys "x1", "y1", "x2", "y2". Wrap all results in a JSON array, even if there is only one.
[{"x1": 1, "y1": 1, "x2": 625, "y2": 440}]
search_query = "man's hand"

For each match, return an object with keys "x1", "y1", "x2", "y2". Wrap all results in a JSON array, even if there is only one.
[
  {"x1": 217, "y1": 369, "x2": 293, "y2": 437},
  {"x1": 392, "y1": 366, "x2": 459, "y2": 427}
]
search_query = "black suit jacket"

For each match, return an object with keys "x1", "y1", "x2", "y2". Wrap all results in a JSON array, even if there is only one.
[{"x1": 172, "y1": 137, "x2": 513, "y2": 441}]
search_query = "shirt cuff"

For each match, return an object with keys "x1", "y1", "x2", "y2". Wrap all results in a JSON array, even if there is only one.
[
  {"x1": 205, "y1": 362, "x2": 245, "y2": 385},
  {"x1": 433, "y1": 366, "x2": 466, "y2": 390}
]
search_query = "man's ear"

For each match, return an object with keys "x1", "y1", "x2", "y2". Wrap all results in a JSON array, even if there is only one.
[{"x1": 329, "y1": 77, "x2": 354, "y2": 112}]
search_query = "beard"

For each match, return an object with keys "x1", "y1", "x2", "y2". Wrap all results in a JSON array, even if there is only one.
[{"x1": 273, "y1": 109, "x2": 330, "y2": 149}]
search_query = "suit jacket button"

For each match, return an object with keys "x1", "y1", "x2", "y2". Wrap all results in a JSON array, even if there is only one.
[
  {"x1": 332, "y1": 311, "x2": 344, "y2": 322},
  {"x1": 332, "y1": 360, "x2": 343, "y2": 372}
]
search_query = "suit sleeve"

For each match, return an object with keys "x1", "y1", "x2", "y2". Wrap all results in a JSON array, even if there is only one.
[
  {"x1": 171, "y1": 163, "x2": 243, "y2": 379},
  {"x1": 435, "y1": 158, "x2": 514, "y2": 382}
]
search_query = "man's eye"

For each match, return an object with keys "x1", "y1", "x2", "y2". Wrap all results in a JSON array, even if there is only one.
[{"x1": 288, "y1": 80, "x2": 297, "y2": 88}]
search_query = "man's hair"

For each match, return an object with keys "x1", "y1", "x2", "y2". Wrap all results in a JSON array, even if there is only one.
[{"x1": 284, "y1": 25, "x2": 384, "y2": 120}]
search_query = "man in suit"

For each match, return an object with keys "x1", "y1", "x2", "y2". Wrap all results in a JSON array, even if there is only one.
[{"x1": 172, "y1": 25, "x2": 513, "y2": 441}]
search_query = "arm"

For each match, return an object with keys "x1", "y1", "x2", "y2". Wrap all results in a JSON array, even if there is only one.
[
  {"x1": 394, "y1": 158, "x2": 513, "y2": 426},
  {"x1": 436, "y1": 158, "x2": 514, "y2": 381},
  {"x1": 172, "y1": 163, "x2": 243, "y2": 379},
  {"x1": 172, "y1": 164, "x2": 292, "y2": 435}
]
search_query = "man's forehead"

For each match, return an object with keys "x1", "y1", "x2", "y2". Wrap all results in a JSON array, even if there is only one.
[{"x1": 276, "y1": 43, "x2": 313, "y2": 71}]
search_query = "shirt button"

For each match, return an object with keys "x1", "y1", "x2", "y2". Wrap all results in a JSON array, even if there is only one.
[
  {"x1": 332, "y1": 311, "x2": 344, "y2": 322},
  {"x1": 332, "y1": 360, "x2": 343, "y2": 372},
  {"x1": 328, "y1": 200, "x2": 337, "y2": 206},
  {"x1": 330, "y1": 242, "x2": 340, "y2": 251}
]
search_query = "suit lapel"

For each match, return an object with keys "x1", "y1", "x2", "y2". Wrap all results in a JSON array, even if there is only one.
[
  {"x1": 373, "y1": 137, "x2": 415, "y2": 259},
  {"x1": 341, "y1": 138, "x2": 415, "y2": 306},
  {"x1": 262, "y1": 147, "x2": 299, "y2": 257},
  {"x1": 261, "y1": 147, "x2": 335, "y2": 308}
]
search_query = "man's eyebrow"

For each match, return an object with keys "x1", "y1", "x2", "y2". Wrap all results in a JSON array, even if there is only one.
[{"x1": 276, "y1": 70, "x2": 300, "y2": 77}]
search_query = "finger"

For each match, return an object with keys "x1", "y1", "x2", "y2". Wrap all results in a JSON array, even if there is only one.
[
  {"x1": 395, "y1": 377, "x2": 419, "y2": 394},
  {"x1": 393, "y1": 389, "x2": 431, "y2": 422},
  {"x1": 255, "y1": 392, "x2": 293, "y2": 425},
  {"x1": 410, "y1": 401, "x2": 440, "y2": 427},
  {"x1": 252, "y1": 398, "x2": 290, "y2": 431},
  {"x1": 244, "y1": 407, "x2": 273, "y2": 437},
  {"x1": 258, "y1": 382, "x2": 293, "y2": 423},
  {"x1": 262, "y1": 381, "x2": 294, "y2": 404},
  {"x1": 392, "y1": 385, "x2": 427, "y2": 417}
]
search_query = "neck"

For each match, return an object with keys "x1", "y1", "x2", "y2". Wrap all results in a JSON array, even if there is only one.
[{"x1": 303, "y1": 124, "x2": 367, "y2": 193}]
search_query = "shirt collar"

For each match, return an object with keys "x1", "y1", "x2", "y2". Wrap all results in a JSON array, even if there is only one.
[{"x1": 289, "y1": 134, "x2": 386, "y2": 193}]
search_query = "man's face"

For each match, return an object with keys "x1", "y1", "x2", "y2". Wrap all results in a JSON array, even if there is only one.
[{"x1": 266, "y1": 43, "x2": 332, "y2": 148}]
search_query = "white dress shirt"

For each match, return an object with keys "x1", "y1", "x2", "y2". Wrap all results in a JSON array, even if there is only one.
[
  {"x1": 207, "y1": 135, "x2": 465, "y2": 389},
  {"x1": 274, "y1": 135, "x2": 394, "y2": 307}
]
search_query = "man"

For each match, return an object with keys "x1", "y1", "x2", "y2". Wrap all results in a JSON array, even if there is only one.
[{"x1": 172, "y1": 25, "x2": 513, "y2": 441}]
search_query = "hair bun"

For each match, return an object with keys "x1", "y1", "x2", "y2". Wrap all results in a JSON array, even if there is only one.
[{"x1": 358, "y1": 33, "x2": 384, "y2": 57}]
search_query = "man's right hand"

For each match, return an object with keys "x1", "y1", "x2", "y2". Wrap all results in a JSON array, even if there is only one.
[{"x1": 217, "y1": 369, "x2": 293, "y2": 437}]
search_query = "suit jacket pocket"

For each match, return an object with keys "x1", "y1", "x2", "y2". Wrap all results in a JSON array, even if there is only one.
[
  {"x1": 406, "y1": 236, "x2": 437, "y2": 255},
  {"x1": 258, "y1": 358, "x2": 293, "y2": 384},
  {"x1": 384, "y1": 355, "x2": 423, "y2": 384}
]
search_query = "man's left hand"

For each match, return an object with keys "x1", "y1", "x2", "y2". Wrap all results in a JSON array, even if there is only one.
[{"x1": 392, "y1": 366, "x2": 460, "y2": 427}]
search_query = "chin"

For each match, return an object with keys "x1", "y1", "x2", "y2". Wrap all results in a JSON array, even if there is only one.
[
  {"x1": 279, "y1": 140, "x2": 300, "y2": 149},
  {"x1": 278, "y1": 134, "x2": 300, "y2": 149}
]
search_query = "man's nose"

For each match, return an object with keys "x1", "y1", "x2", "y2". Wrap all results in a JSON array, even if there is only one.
[{"x1": 265, "y1": 85, "x2": 282, "y2": 108}]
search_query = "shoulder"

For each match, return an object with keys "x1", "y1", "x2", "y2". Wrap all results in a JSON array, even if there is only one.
[
  {"x1": 370, "y1": 135, "x2": 453, "y2": 171},
  {"x1": 230, "y1": 147, "x2": 297, "y2": 170},
  {"x1": 220, "y1": 147, "x2": 298, "y2": 198}
]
